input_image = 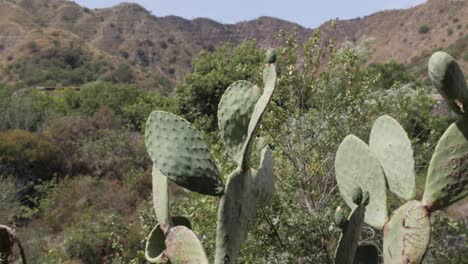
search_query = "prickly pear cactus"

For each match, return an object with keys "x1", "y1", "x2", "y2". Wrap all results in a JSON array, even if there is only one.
[
  {"x1": 369, "y1": 115, "x2": 416, "y2": 201},
  {"x1": 383, "y1": 201, "x2": 430, "y2": 264},
  {"x1": 335, "y1": 52, "x2": 468, "y2": 263},
  {"x1": 152, "y1": 165, "x2": 170, "y2": 227},
  {"x1": 145, "y1": 111, "x2": 224, "y2": 196},
  {"x1": 428, "y1": 51, "x2": 468, "y2": 116},
  {"x1": 215, "y1": 57, "x2": 277, "y2": 263},
  {"x1": 144, "y1": 49, "x2": 277, "y2": 264},
  {"x1": 218, "y1": 81, "x2": 261, "y2": 165},
  {"x1": 335, "y1": 135, "x2": 388, "y2": 229},
  {"x1": 145, "y1": 217, "x2": 193, "y2": 263},
  {"x1": 165, "y1": 226, "x2": 209, "y2": 264},
  {"x1": 422, "y1": 118, "x2": 468, "y2": 212},
  {"x1": 354, "y1": 244, "x2": 380, "y2": 264},
  {"x1": 334, "y1": 188, "x2": 368, "y2": 264}
]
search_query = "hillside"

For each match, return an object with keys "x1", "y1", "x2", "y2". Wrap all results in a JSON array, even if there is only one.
[{"x1": 0, "y1": 0, "x2": 467, "y2": 90}]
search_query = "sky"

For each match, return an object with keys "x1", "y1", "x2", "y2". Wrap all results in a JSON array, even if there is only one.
[{"x1": 73, "y1": 0, "x2": 427, "y2": 28}]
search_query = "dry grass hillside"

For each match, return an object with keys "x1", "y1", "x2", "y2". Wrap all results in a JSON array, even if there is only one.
[{"x1": 0, "y1": 0, "x2": 467, "y2": 89}]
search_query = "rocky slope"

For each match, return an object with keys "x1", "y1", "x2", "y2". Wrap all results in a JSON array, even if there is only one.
[{"x1": 0, "y1": 0, "x2": 466, "y2": 90}]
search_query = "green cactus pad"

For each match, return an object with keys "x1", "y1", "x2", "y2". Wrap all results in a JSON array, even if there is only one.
[
  {"x1": 145, "y1": 111, "x2": 224, "y2": 196},
  {"x1": 383, "y1": 200, "x2": 430, "y2": 264},
  {"x1": 145, "y1": 218, "x2": 194, "y2": 263},
  {"x1": 428, "y1": 51, "x2": 468, "y2": 116},
  {"x1": 152, "y1": 165, "x2": 170, "y2": 227},
  {"x1": 241, "y1": 64, "x2": 277, "y2": 169},
  {"x1": 422, "y1": 119, "x2": 468, "y2": 212},
  {"x1": 165, "y1": 226, "x2": 209, "y2": 264},
  {"x1": 369, "y1": 115, "x2": 416, "y2": 201},
  {"x1": 215, "y1": 169, "x2": 257, "y2": 263},
  {"x1": 353, "y1": 244, "x2": 380, "y2": 264},
  {"x1": 335, "y1": 135, "x2": 388, "y2": 229},
  {"x1": 218, "y1": 81, "x2": 261, "y2": 165},
  {"x1": 265, "y1": 48, "x2": 277, "y2": 64},
  {"x1": 145, "y1": 224, "x2": 168, "y2": 263},
  {"x1": 252, "y1": 146, "x2": 275, "y2": 205},
  {"x1": 334, "y1": 203, "x2": 366, "y2": 264}
]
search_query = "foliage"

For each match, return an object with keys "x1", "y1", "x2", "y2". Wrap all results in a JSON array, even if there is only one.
[
  {"x1": 3, "y1": 47, "x2": 113, "y2": 86},
  {"x1": 105, "y1": 63, "x2": 134, "y2": 83},
  {"x1": 419, "y1": 25, "x2": 430, "y2": 34},
  {"x1": 368, "y1": 61, "x2": 415, "y2": 90},
  {"x1": 175, "y1": 40, "x2": 263, "y2": 132},
  {"x1": 0, "y1": 176, "x2": 21, "y2": 224},
  {"x1": 0, "y1": 129, "x2": 61, "y2": 182},
  {"x1": 76, "y1": 129, "x2": 149, "y2": 179},
  {"x1": 122, "y1": 92, "x2": 177, "y2": 132}
]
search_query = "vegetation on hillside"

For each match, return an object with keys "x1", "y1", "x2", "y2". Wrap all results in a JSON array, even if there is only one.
[{"x1": 0, "y1": 28, "x2": 466, "y2": 263}]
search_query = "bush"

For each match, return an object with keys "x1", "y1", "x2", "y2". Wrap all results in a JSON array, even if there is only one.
[
  {"x1": 0, "y1": 176, "x2": 21, "y2": 224},
  {"x1": 0, "y1": 129, "x2": 61, "y2": 183},
  {"x1": 79, "y1": 82, "x2": 142, "y2": 117},
  {"x1": 419, "y1": 25, "x2": 430, "y2": 34},
  {"x1": 176, "y1": 40, "x2": 263, "y2": 132},
  {"x1": 76, "y1": 129, "x2": 149, "y2": 179}
]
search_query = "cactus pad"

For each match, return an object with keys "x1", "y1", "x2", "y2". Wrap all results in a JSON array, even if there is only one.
[
  {"x1": 335, "y1": 135, "x2": 388, "y2": 229},
  {"x1": 334, "y1": 203, "x2": 366, "y2": 264},
  {"x1": 215, "y1": 169, "x2": 257, "y2": 263},
  {"x1": 145, "y1": 111, "x2": 224, "y2": 196},
  {"x1": 265, "y1": 48, "x2": 277, "y2": 64},
  {"x1": 165, "y1": 226, "x2": 209, "y2": 264},
  {"x1": 252, "y1": 146, "x2": 275, "y2": 205},
  {"x1": 218, "y1": 81, "x2": 261, "y2": 165},
  {"x1": 241, "y1": 64, "x2": 277, "y2": 169},
  {"x1": 152, "y1": 165, "x2": 170, "y2": 227},
  {"x1": 422, "y1": 119, "x2": 468, "y2": 212},
  {"x1": 383, "y1": 200, "x2": 430, "y2": 264},
  {"x1": 428, "y1": 51, "x2": 468, "y2": 116},
  {"x1": 145, "y1": 224, "x2": 169, "y2": 263},
  {"x1": 145, "y1": 218, "x2": 194, "y2": 263},
  {"x1": 353, "y1": 244, "x2": 380, "y2": 264},
  {"x1": 369, "y1": 115, "x2": 416, "y2": 201}
]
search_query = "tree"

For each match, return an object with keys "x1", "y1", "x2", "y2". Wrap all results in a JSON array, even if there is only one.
[{"x1": 175, "y1": 40, "x2": 263, "y2": 132}]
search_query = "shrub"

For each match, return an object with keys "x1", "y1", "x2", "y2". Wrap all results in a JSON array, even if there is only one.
[
  {"x1": 27, "y1": 41, "x2": 38, "y2": 52},
  {"x1": 175, "y1": 40, "x2": 263, "y2": 132},
  {"x1": 76, "y1": 129, "x2": 149, "y2": 179},
  {"x1": 0, "y1": 130, "x2": 61, "y2": 182},
  {"x1": 79, "y1": 82, "x2": 142, "y2": 117},
  {"x1": 419, "y1": 25, "x2": 430, "y2": 34},
  {"x1": 0, "y1": 176, "x2": 21, "y2": 224},
  {"x1": 105, "y1": 63, "x2": 133, "y2": 83}
]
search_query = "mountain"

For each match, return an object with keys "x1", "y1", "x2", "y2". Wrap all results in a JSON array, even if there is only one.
[{"x1": 0, "y1": 0, "x2": 467, "y2": 91}]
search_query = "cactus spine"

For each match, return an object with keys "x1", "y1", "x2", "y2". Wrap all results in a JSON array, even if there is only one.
[
  {"x1": 144, "y1": 49, "x2": 277, "y2": 263},
  {"x1": 334, "y1": 51, "x2": 467, "y2": 264}
]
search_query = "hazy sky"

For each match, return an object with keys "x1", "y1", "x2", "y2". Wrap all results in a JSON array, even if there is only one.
[{"x1": 73, "y1": 0, "x2": 427, "y2": 28}]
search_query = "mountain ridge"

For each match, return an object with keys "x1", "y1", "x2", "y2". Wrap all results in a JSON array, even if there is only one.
[{"x1": 0, "y1": 0, "x2": 466, "y2": 91}]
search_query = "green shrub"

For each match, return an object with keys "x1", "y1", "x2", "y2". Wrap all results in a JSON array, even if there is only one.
[
  {"x1": 0, "y1": 176, "x2": 21, "y2": 224},
  {"x1": 0, "y1": 129, "x2": 61, "y2": 182},
  {"x1": 368, "y1": 61, "x2": 415, "y2": 89},
  {"x1": 105, "y1": 63, "x2": 134, "y2": 83},
  {"x1": 79, "y1": 82, "x2": 142, "y2": 117},
  {"x1": 76, "y1": 129, "x2": 149, "y2": 179},
  {"x1": 419, "y1": 25, "x2": 430, "y2": 34},
  {"x1": 175, "y1": 40, "x2": 263, "y2": 132}
]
